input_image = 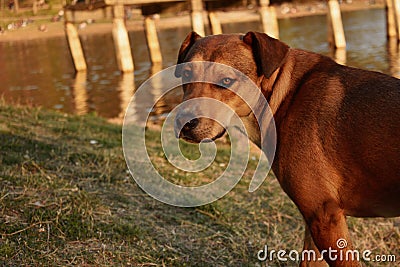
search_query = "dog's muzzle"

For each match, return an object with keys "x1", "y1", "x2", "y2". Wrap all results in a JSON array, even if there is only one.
[{"x1": 174, "y1": 113, "x2": 199, "y2": 141}]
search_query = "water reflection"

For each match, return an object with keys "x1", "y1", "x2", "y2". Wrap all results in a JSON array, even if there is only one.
[
  {"x1": 147, "y1": 63, "x2": 182, "y2": 124},
  {"x1": 108, "y1": 74, "x2": 136, "y2": 124},
  {"x1": 150, "y1": 62, "x2": 165, "y2": 118},
  {"x1": 73, "y1": 71, "x2": 88, "y2": 115},
  {"x1": 388, "y1": 37, "x2": 400, "y2": 78},
  {"x1": 0, "y1": 8, "x2": 398, "y2": 123}
]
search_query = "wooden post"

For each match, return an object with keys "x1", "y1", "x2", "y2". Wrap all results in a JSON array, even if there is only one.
[
  {"x1": 259, "y1": 0, "x2": 279, "y2": 39},
  {"x1": 386, "y1": 0, "x2": 398, "y2": 38},
  {"x1": 65, "y1": 22, "x2": 87, "y2": 72},
  {"x1": 112, "y1": 4, "x2": 134, "y2": 72},
  {"x1": 268, "y1": 6, "x2": 279, "y2": 38},
  {"x1": 32, "y1": 0, "x2": 37, "y2": 15},
  {"x1": 144, "y1": 15, "x2": 162, "y2": 64},
  {"x1": 333, "y1": 47, "x2": 346, "y2": 65},
  {"x1": 14, "y1": 0, "x2": 19, "y2": 13},
  {"x1": 190, "y1": 0, "x2": 205, "y2": 36},
  {"x1": 327, "y1": 0, "x2": 346, "y2": 49},
  {"x1": 208, "y1": 12, "x2": 222, "y2": 35},
  {"x1": 393, "y1": 0, "x2": 400, "y2": 41}
]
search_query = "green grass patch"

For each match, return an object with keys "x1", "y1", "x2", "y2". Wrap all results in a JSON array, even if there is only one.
[{"x1": 0, "y1": 101, "x2": 398, "y2": 266}]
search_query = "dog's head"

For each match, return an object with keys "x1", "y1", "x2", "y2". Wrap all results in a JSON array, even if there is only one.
[{"x1": 174, "y1": 31, "x2": 289, "y2": 143}]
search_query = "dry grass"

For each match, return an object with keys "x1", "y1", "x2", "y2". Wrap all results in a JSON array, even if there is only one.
[{"x1": 0, "y1": 101, "x2": 398, "y2": 266}]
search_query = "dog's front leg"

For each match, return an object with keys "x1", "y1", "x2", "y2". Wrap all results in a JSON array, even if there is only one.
[
  {"x1": 300, "y1": 224, "x2": 328, "y2": 267},
  {"x1": 303, "y1": 200, "x2": 361, "y2": 267}
]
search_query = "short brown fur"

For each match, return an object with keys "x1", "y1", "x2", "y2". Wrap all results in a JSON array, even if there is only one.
[{"x1": 174, "y1": 31, "x2": 400, "y2": 267}]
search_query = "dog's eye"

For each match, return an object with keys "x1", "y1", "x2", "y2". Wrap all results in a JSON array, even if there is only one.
[
  {"x1": 219, "y1": 78, "x2": 235, "y2": 88},
  {"x1": 182, "y1": 70, "x2": 192, "y2": 79}
]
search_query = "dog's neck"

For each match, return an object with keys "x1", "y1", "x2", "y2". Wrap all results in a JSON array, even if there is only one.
[
  {"x1": 262, "y1": 52, "x2": 297, "y2": 117},
  {"x1": 242, "y1": 49, "x2": 319, "y2": 150},
  {"x1": 237, "y1": 112, "x2": 261, "y2": 147}
]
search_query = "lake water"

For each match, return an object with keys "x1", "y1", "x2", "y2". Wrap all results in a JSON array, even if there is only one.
[{"x1": 1, "y1": 8, "x2": 399, "y2": 123}]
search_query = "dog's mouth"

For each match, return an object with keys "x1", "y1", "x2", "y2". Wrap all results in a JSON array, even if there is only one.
[
  {"x1": 180, "y1": 128, "x2": 226, "y2": 143},
  {"x1": 207, "y1": 128, "x2": 227, "y2": 142}
]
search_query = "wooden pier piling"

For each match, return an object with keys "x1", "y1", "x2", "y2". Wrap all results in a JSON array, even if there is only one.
[
  {"x1": 333, "y1": 47, "x2": 346, "y2": 65},
  {"x1": 208, "y1": 12, "x2": 222, "y2": 35},
  {"x1": 259, "y1": 0, "x2": 279, "y2": 39},
  {"x1": 190, "y1": 0, "x2": 205, "y2": 36},
  {"x1": 327, "y1": 0, "x2": 346, "y2": 49},
  {"x1": 144, "y1": 16, "x2": 163, "y2": 64},
  {"x1": 386, "y1": 0, "x2": 398, "y2": 38},
  {"x1": 112, "y1": 4, "x2": 134, "y2": 72},
  {"x1": 65, "y1": 22, "x2": 87, "y2": 72},
  {"x1": 393, "y1": 0, "x2": 400, "y2": 41},
  {"x1": 33, "y1": 0, "x2": 38, "y2": 15},
  {"x1": 14, "y1": 0, "x2": 19, "y2": 13}
]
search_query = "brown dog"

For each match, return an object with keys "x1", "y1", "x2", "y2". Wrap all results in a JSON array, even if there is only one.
[{"x1": 173, "y1": 31, "x2": 400, "y2": 266}]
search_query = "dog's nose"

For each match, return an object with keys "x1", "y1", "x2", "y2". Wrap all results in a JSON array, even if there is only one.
[
  {"x1": 175, "y1": 114, "x2": 199, "y2": 138},
  {"x1": 183, "y1": 118, "x2": 199, "y2": 131}
]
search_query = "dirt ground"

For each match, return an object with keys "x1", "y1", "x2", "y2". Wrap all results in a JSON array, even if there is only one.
[{"x1": 0, "y1": 0, "x2": 385, "y2": 43}]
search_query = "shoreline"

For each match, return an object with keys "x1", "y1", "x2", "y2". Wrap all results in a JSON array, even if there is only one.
[{"x1": 0, "y1": 0, "x2": 385, "y2": 43}]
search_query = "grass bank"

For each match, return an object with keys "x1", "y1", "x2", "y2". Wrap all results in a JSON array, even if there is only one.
[{"x1": 0, "y1": 101, "x2": 398, "y2": 266}]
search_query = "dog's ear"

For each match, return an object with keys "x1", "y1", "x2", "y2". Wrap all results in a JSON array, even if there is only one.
[
  {"x1": 243, "y1": 31, "x2": 289, "y2": 78},
  {"x1": 175, "y1": 31, "x2": 202, "y2": 77}
]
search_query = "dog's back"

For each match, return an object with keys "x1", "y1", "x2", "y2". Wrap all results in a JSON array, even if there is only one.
[{"x1": 276, "y1": 52, "x2": 400, "y2": 217}]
